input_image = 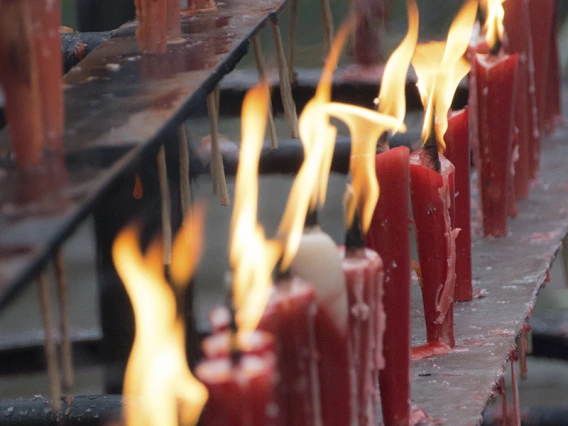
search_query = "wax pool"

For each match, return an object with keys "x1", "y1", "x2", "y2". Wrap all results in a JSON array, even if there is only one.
[
  {"x1": 30, "y1": 0, "x2": 64, "y2": 152},
  {"x1": 410, "y1": 151, "x2": 458, "y2": 347},
  {"x1": 340, "y1": 246, "x2": 385, "y2": 426},
  {"x1": 258, "y1": 276, "x2": 320, "y2": 426},
  {"x1": 0, "y1": 0, "x2": 43, "y2": 168},
  {"x1": 444, "y1": 109, "x2": 472, "y2": 302},
  {"x1": 197, "y1": 355, "x2": 278, "y2": 426},
  {"x1": 291, "y1": 226, "x2": 353, "y2": 426},
  {"x1": 474, "y1": 52, "x2": 519, "y2": 237},
  {"x1": 365, "y1": 146, "x2": 411, "y2": 426}
]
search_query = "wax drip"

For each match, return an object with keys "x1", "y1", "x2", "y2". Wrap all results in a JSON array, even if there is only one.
[
  {"x1": 423, "y1": 114, "x2": 441, "y2": 173},
  {"x1": 520, "y1": 322, "x2": 532, "y2": 378},
  {"x1": 497, "y1": 375, "x2": 507, "y2": 426},
  {"x1": 510, "y1": 348, "x2": 520, "y2": 426}
]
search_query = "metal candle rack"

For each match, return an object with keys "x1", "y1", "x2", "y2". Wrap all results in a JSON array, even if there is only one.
[{"x1": 0, "y1": 2, "x2": 567, "y2": 425}]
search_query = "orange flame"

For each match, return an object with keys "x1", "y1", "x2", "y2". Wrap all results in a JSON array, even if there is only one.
[
  {"x1": 321, "y1": 0, "x2": 417, "y2": 232},
  {"x1": 481, "y1": 0, "x2": 505, "y2": 50},
  {"x1": 277, "y1": 18, "x2": 354, "y2": 270},
  {"x1": 412, "y1": 0, "x2": 477, "y2": 150},
  {"x1": 113, "y1": 214, "x2": 208, "y2": 426},
  {"x1": 230, "y1": 83, "x2": 282, "y2": 332}
]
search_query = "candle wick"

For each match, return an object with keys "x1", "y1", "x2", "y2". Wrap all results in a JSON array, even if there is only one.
[
  {"x1": 304, "y1": 208, "x2": 319, "y2": 228},
  {"x1": 377, "y1": 131, "x2": 390, "y2": 154},
  {"x1": 345, "y1": 212, "x2": 365, "y2": 251},
  {"x1": 423, "y1": 114, "x2": 441, "y2": 173},
  {"x1": 489, "y1": 37, "x2": 502, "y2": 56}
]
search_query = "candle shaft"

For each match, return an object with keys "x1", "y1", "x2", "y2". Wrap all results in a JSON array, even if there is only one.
[
  {"x1": 444, "y1": 109, "x2": 472, "y2": 302},
  {"x1": 135, "y1": 0, "x2": 168, "y2": 54},
  {"x1": 258, "y1": 276, "x2": 320, "y2": 426},
  {"x1": 474, "y1": 53, "x2": 519, "y2": 237},
  {"x1": 528, "y1": 0, "x2": 554, "y2": 177},
  {"x1": 544, "y1": 3, "x2": 562, "y2": 134},
  {"x1": 0, "y1": 0, "x2": 43, "y2": 168},
  {"x1": 410, "y1": 151, "x2": 457, "y2": 347},
  {"x1": 166, "y1": 0, "x2": 181, "y2": 40},
  {"x1": 503, "y1": 0, "x2": 533, "y2": 200},
  {"x1": 353, "y1": 0, "x2": 386, "y2": 65},
  {"x1": 340, "y1": 247, "x2": 384, "y2": 426},
  {"x1": 365, "y1": 147, "x2": 411, "y2": 426}
]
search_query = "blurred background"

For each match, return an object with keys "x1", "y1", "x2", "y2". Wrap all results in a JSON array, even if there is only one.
[{"x1": 1, "y1": 0, "x2": 567, "y2": 423}]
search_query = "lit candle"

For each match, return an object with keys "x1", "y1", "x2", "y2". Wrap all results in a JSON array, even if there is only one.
[
  {"x1": 503, "y1": 0, "x2": 535, "y2": 200},
  {"x1": 135, "y1": 0, "x2": 168, "y2": 54},
  {"x1": 29, "y1": 0, "x2": 64, "y2": 152},
  {"x1": 444, "y1": 108, "x2": 472, "y2": 302},
  {"x1": 197, "y1": 355, "x2": 279, "y2": 426},
  {"x1": 202, "y1": 329, "x2": 275, "y2": 360},
  {"x1": 473, "y1": 0, "x2": 519, "y2": 237},
  {"x1": 259, "y1": 275, "x2": 321, "y2": 426},
  {"x1": 409, "y1": 0, "x2": 477, "y2": 348},
  {"x1": 527, "y1": 0, "x2": 554, "y2": 178},
  {"x1": 0, "y1": 0, "x2": 43, "y2": 168},
  {"x1": 340, "y1": 189, "x2": 385, "y2": 426}
]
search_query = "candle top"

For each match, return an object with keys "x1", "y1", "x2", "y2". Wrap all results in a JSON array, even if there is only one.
[{"x1": 196, "y1": 354, "x2": 275, "y2": 382}]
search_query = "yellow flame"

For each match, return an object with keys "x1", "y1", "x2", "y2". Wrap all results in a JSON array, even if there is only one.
[
  {"x1": 230, "y1": 83, "x2": 282, "y2": 332},
  {"x1": 412, "y1": 0, "x2": 477, "y2": 150},
  {"x1": 377, "y1": 0, "x2": 419, "y2": 132},
  {"x1": 113, "y1": 222, "x2": 208, "y2": 426},
  {"x1": 277, "y1": 18, "x2": 354, "y2": 270},
  {"x1": 481, "y1": 0, "x2": 505, "y2": 50},
  {"x1": 170, "y1": 204, "x2": 206, "y2": 289},
  {"x1": 320, "y1": 0, "x2": 417, "y2": 232}
]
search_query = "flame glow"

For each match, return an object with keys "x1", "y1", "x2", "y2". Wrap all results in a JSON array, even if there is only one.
[
  {"x1": 412, "y1": 0, "x2": 477, "y2": 150},
  {"x1": 230, "y1": 83, "x2": 282, "y2": 332},
  {"x1": 113, "y1": 218, "x2": 208, "y2": 426},
  {"x1": 481, "y1": 0, "x2": 505, "y2": 50},
  {"x1": 277, "y1": 19, "x2": 354, "y2": 270}
]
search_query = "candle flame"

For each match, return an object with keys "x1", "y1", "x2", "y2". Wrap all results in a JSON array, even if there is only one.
[
  {"x1": 322, "y1": 0, "x2": 417, "y2": 232},
  {"x1": 277, "y1": 18, "x2": 354, "y2": 270},
  {"x1": 412, "y1": 0, "x2": 477, "y2": 150},
  {"x1": 481, "y1": 0, "x2": 505, "y2": 51},
  {"x1": 113, "y1": 213, "x2": 208, "y2": 426},
  {"x1": 230, "y1": 83, "x2": 282, "y2": 332}
]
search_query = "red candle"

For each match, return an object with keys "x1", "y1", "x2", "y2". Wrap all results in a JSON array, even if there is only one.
[
  {"x1": 410, "y1": 151, "x2": 458, "y2": 347},
  {"x1": 0, "y1": 0, "x2": 43, "y2": 168},
  {"x1": 135, "y1": 0, "x2": 167, "y2": 54},
  {"x1": 474, "y1": 52, "x2": 519, "y2": 237},
  {"x1": 544, "y1": 4, "x2": 562, "y2": 134},
  {"x1": 166, "y1": 0, "x2": 181, "y2": 40},
  {"x1": 444, "y1": 109, "x2": 472, "y2": 302},
  {"x1": 503, "y1": 0, "x2": 534, "y2": 200},
  {"x1": 365, "y1": 147, "x2": 411, "y2": 426},
  {"x1": 507, "y1": 129, "x2": 520, "y2": 219},
  {"x1": 202, "y1": 330, "x2": 275, "y2": 360},
  {"x1": 258, "y1": 276, "x2": 321, "y2": 426},
  {"x1": 209, "y1": 305, "x2": 231, "y2": 334},
  {"x1": 353, "y1": 0, "x2": 386, "y2": 66},
  {"x1": 197, "y1": 354, "x2": 279, "y2": 426},
  {"x1": 291, "y1": 226, "x2": 353, "y2": 426},
  {"x1": 339, "y1": 245, "x2": 384, "y2": 426},
  {"x1": 527, "y1": 0, "x2": 554, "y2": 177}
]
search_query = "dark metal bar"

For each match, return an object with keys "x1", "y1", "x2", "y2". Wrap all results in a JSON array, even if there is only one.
[{"x1": 0, "y1": 396, "x2": 123, "y2": 426}]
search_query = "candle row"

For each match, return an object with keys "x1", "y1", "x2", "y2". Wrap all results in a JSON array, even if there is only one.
[{"x1": 0, "y1": 0, "x2": 64, "y2": 168}]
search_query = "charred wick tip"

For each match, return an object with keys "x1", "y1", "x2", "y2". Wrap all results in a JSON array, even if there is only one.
[
  {"x1": 304, "y1": 209, "x2": 318, "y2": 228},
  {"x1": 489, "y1": 38, "x2": 502, "y2": 57},
  {"x1": 424, "y1": 117, "x2": 441, "y2": 174},
  {"x1": 345, "y1": 213, "x2": 365, "y2": 250}
]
